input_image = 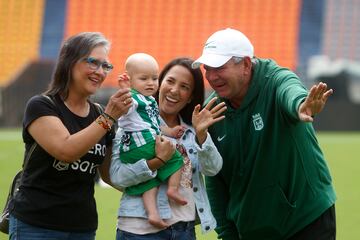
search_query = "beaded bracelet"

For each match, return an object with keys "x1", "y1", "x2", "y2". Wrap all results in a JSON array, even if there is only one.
[{"x1": 96, "y1": 115, "x2": 112, "y2": 131}]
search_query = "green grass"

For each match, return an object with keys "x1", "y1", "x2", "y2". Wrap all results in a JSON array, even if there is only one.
[{"x1": 1, "y1": 129, "x2": 360, "y2": 239}]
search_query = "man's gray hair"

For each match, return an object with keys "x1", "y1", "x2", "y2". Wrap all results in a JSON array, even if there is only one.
[{"x1": 233, "y1": 56, "x2": 257, "y2": 65}]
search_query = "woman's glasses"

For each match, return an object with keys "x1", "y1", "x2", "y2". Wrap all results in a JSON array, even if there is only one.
[{"x1": 83, "y1": 57, "x2": 113, "y2": 73}]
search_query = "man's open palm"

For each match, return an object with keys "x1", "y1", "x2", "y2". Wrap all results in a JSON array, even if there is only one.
[{"x1": 298, "y1": 82, "x2": 333, "y2": 122}]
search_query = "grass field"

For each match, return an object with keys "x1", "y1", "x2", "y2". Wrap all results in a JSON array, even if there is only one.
[{"x1": 1, "y1": 128, "x2": 359, "y2": 239}]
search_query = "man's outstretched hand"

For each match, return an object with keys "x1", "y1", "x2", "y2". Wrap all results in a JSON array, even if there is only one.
[{"x1": 298, "y1": 82, "x2": 333, "y2": 122}]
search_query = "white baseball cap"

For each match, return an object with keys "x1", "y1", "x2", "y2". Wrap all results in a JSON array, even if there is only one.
[{"x1": 192, "y1": 28, "x2": 254, "y2": 68}]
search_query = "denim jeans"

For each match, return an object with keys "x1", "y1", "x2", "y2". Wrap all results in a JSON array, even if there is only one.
[
  {"x1": 116, "y1": 221, "x2": 196, "y2": 240},
  {"x1": 9, "y1": 215, "x2": 96, "y2": 240}
]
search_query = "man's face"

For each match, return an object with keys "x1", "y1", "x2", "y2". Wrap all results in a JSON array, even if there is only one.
[{"x1": 204, "y1": 58, "x2": 248, "y2": 101}]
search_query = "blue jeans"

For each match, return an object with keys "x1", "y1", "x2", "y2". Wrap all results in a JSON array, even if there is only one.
[
  {"x1": 116, "y1": 221, "x2": 196, "y2": 240},
  {"x1": 9, "y1": 215, "x2": 96, "y2": 240}
]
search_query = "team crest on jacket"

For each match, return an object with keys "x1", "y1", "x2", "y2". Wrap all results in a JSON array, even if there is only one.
[{"x1": 252, "y1": 113, "x2": 264, "y2": 131}]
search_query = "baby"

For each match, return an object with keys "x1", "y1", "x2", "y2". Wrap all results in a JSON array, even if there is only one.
[{"x1": 116, "y1": 53, "x2": 186, "y2": 228}]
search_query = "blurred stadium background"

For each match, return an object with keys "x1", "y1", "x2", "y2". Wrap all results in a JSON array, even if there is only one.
[{"x1": 0, "y1": 0, "x2": 359, "y2": 130}]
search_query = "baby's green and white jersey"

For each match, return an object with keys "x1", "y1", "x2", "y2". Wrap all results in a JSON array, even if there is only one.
[{"x1": 117, "y1": 89, "x2": 160, "y2": 153}]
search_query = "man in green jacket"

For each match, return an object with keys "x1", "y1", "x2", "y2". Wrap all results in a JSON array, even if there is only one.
[{"x1": 192, "y1": 28, "x2": 336, "y2": 240}]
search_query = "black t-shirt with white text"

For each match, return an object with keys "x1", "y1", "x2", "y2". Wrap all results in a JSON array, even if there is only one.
[{"x1": 10, "y1": 94, "x2": 113, "y2": 232}]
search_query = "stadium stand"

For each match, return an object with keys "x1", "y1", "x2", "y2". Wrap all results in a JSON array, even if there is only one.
[
  {"x1": 0, "y1": 0, "x2": 359, "y2": 130},
  {"x1": 65, "y1": 0, "x2": 300, "y2": 86},
  {"x1": 0, "y1": 0, "x2": 45, "y2": 85},
  {"x1": 1, "y1": 60, "x2": 55, "y2": 126},
  {"x1": 322, "y1": 0, "x2": 360, "y2": 62},
  {"x1": 40, "y1": 0, "x2": 67, "y2": 59}
]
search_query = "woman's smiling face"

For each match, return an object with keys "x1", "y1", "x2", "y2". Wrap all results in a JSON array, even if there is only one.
[
  {"x1": 158, "y1": 65, "x2": 194, "y2": 119},
  {"x1": 71, "y1": 45, "x2": 110, "y2": 96}
]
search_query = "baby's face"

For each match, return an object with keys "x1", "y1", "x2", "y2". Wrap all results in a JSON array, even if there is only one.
[{"x1": 130, "y1": 64, "x2": 159, "y2": 96}]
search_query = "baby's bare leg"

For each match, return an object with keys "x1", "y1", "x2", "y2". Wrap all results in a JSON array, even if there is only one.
[
  {"x1": 143, "y1": 187, "x2": 169, "y2": 228},
  {"x1": 167, "y1": 169, "x2": 187, "y2": 205}
]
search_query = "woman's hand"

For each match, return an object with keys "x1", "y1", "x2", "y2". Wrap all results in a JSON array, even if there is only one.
[
  {"x1": 192, "y1": 97, "x2": 227, "y2": 145},
  {"x1": 104, "y1": 88, "x2": 132, "y2": 120},
  {"x1": 155, "y1": 135, "x2": 175, "y2": 163}
]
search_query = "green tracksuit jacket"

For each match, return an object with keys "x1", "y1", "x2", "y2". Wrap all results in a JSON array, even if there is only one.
[{"x1": 206, "y1": 58, "x2": 336, "y2": 240}]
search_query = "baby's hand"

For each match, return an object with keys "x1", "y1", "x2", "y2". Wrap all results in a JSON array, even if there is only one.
[
  {"x1": 172, "y1": 125, "x2": 186, "y2": 139},
  {"x1": 118, "y1": 72, "x2": 131, "y2": 89},
  {"x1": 161, "y1": 125, "x2": 186, "y2": 139}
]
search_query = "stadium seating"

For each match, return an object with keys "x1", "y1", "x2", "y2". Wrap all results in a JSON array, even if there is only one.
[
  {"x1": 64, "y1": 0, "x2": 301, "y2": 86},
  {"x1": 2, "y1": 0, "x2": 359, "y2": 130},
  {"x1": 0, "y1": 0, "x2": 44, "y2": 85}
]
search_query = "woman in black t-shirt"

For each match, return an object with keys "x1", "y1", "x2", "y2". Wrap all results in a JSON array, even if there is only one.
[{"x1": 9, "y1": 32, "x2": 132, "y2": 240}]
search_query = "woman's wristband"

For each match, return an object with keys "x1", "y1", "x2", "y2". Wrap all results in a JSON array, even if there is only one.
[
  {"x1": 96, "y1": 114, "x2": 113, "y2": 131},
  {"x1": 156, "y1": 156, "x2": 166, "y2": 165},
  {"x1": 102, "y1": 112, "x2": 116, "y2": 123}
]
